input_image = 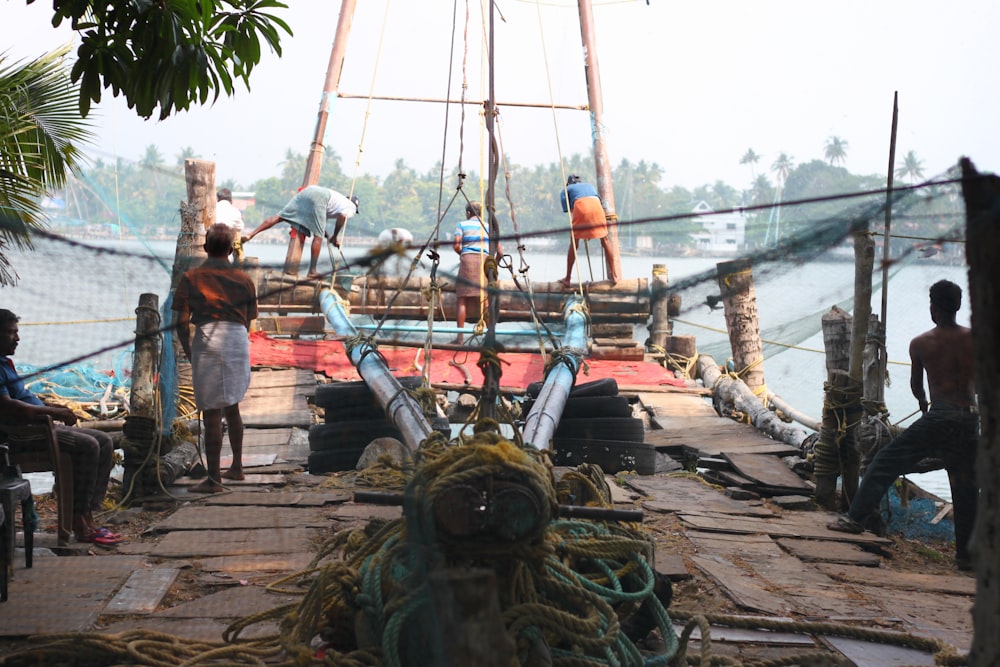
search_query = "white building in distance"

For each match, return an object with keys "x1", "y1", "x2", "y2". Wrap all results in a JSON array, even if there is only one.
[{"x1": 690, "y1": 201, "x2": 746, "y2": 254}]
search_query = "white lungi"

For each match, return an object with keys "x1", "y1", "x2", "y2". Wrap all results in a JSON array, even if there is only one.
[{"x1": 191, "y1": 320, "x2": 251, "y2": 410}]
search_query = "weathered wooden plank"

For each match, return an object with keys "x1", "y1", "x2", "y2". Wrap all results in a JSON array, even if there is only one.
[
  {"x1": 172, "y1": 473, "x2": 287, "y2": 488},
  {"x1": 690, "y1": 553, "x2": 792, "y2": 615},
  {"x1": 589, "y1": 346, "x2": 645, "y2": 361},
  {"x1": 256, "y1": 315, "x2": 326, "y2": 335},
  {"x1": 0, "y1": 556, "x2": 144, "y2": 636},
  {"x1": 654, "y1": 551, "x2": 691, "y2": 581},
  {"x1": 670, "y1": 619, "x2": 817, "y2": 646},
  {"x1": 637, "y1": 393, "x2": 717, "y2": 418},
  {"x1": 150, "y1": 527, "x2": 313, "y2": 558},
  {"x1": 243, "y1": 428, "x2": 294, "y2": 448},
  {"x1": 198, "y1": 552, "x2": 316, "y2": 574},
  {"x1": 722, "y1": 452, "x2": 812, "y2": 493},
  {"x1": 150, "y1": 505, "x2": 327, "y2": 532},
  {"x1": 248, "y1": 369, "x2": 316, "y2": 389},
  {"x1": 776, "y1": 539, "x2": 881, "y2": 567},
  {"x1": 816, "y1": 564, "x2": 975, "y2": 595},
  {"x1": 104, "y1": 568, "x2": 180, "y2": 614},
  {"x1": 204, "y1": 491, "x2": 349, "y2": 506},
  {"x1": 626, "y1": 475, "x2": 774, "y2": 517},
  {"x1": 677, "y1": 512, "x2": 892, "y2": 546},
  {"x1": 820, "y1": 635, "x2": 935, "y2": 667},
  {"x1": 155, "y1": 585, "x2": 301, "y2": 619}
]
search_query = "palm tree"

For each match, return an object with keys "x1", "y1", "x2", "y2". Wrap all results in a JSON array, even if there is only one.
[
  {"x1": 740, "y1": 148, "x2": 760, "y2": 181},
  {"x1": 824, "y1": 136, "x2": 849, "y2": 166},
  {"x1": 771, "y1": 153, "x2": 794, "y2": 186},
  {"x1": 139, "y1": 144, "x2": 164, "y2": 171},
  {"x1": 0, "y1": 47, "x2": 91, "y2": 285},
  {"x1": 768, "y1": 153, "x2": 794, "y2": 247},
  {"x1": 175, "y1": 146, "x2": 198, "y2": 168},
  {"x1": 896, "y1": 150, "x2": 925, "y2": 184}
]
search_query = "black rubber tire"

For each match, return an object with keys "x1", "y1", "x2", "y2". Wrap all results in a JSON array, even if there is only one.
[
  {"x1": 324, "y1": 403, "x2": 388, "y2": 423},
  {"x1": 526, "y1": 378, "x2": 620, "y2": 399},
  {"x1": 555, "y1": 417, "x2": 644, "y2": 442},
  {"x1": 314, "y1": 376, "x2": 423, "y2": 410},
  {"x1": 568, "y1": 378, "x2": 620, "y2": 398},
  {"x1": 552, "y1": 438, "x2": 656, "y2": 475},
  {"x1": 308, "y1": 448, "x2": 365, "y2": 474},
  {"x1": 309, "y1": 421, "x2": 405, "y2": 452},
  {"x1": 520, "y1": 395, "x2": 631, "y2": 421},
  {"x1": 562, "y1": 396, "x2": 632, "y2": 419}
]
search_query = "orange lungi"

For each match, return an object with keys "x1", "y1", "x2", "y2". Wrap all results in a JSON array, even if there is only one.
[{"x1": 571, "y1": 196, "x2": 608, "y2": 240}]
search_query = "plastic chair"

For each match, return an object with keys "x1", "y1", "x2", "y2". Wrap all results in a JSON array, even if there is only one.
[
  {"x1": 0, "y1": 416, "x2": 72, "y2": 546},
  {"x1": 0, "y1": 443, "x2": 35, "y2": 602}
]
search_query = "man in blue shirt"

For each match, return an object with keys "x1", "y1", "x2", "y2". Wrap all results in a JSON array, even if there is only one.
[{"x1": 0, "y1": 309, "x2": 120, "y2": 545}]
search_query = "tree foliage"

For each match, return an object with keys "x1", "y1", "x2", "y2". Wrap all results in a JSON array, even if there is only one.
[
  {"x1": 0, "y1": 46, "x2": 93, "y2": 284},
  {"x1": 29, "y1": 0, "x2": 293, "y2": 120}
]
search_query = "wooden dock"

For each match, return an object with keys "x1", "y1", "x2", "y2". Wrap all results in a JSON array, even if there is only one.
[{"x1": 0, "y1": 368, "x2": 974, "y2": 665}]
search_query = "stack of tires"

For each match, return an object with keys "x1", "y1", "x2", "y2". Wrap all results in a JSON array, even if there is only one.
[
  {"x1": 524, "y1": 378, "x2": 654, "y2": 475},
  {"x1": 308, "y1": 376, "x2": 422, "y2": 474}
]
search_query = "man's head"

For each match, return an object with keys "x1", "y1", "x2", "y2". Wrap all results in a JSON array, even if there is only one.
[
  {"x1": 0, "y1": 309, "x2": 20, "y2": 356},
  {"x1": 217, "y1": 188, "x2": 233, "y2": 203},
  {"x1": 929, "y1": 279, "x2": 961, "y2": 323},
  {"x1": 204, "y1": 224, "x2": 236, "y2": 258},
  {"x1": 567, "y1": 174, "x2": 582, "y2": 186},
  {"x1": 466, "y1": 201, "x2": 482, "y2": 219},
  {"x1": 351, "y1": 195, "x2": 361, "y2": 215}
]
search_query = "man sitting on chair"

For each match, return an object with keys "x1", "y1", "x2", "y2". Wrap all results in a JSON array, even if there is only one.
[{"x1": 0, "y1": 309, "x2": 121, "y2": 545}]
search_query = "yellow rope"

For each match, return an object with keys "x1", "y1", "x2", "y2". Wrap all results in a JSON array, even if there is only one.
[{"x1": 19, "y1": 317, "x2": 134, "y2": 326}]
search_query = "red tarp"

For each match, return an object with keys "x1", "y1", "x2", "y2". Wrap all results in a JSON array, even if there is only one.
[{"x1": 249, "y1": 332, "x2": 686, "y2": 389}]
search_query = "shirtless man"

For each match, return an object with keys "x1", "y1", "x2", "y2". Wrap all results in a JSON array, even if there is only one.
[{"x1": 828, "y1": 280, "x2": 978, "y2": 570}]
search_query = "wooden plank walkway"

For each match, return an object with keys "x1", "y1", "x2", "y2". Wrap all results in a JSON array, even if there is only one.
[{"x1": 0, "y1": 375, "x2": 975, "y2": 665}]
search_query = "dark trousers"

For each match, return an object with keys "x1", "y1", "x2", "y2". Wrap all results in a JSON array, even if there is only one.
[
  {"x1": 54, "y1": 426, "x2": 115, "y2": 517},
  {"x1": 846, "y1": 406, "x2": 979, "y2": 560}
]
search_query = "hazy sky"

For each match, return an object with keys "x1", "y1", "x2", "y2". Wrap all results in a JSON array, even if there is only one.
[{"x1": 4, "y1": 0, "x2": 999, "y2": 192}]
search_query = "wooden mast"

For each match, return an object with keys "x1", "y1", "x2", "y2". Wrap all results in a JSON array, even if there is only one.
[
  {"x1": 282, "y1": 0, "x2": 358, "y2": 276},
  {"x1": 480, "y1": 0, "x2": 501, "y2": 422},
  {"x1": 577, "y1": 0, "x2": 622, "y2": 283}
]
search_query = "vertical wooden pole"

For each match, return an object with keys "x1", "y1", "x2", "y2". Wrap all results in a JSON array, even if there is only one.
[
  {"x1": 283, "y1": 0, "x2": 358, "y2": 276},
  {"x1": 122, "y1": 292, "x2": 159, "y2": 498},
  {"x1": 648, "y1": 264, "x2": 671, "y2": 349},
  {"x1": 960, "y1": 157, "x2": 1000, "y2": 665},
  {"x1": 577, "y1": 0, "x2": 622, "y2": 283},
  {"x1": 480, "y1": 0, "x2": 500, "y2": 423},
  {"x1": 716, "y1": 259, "x2": 764, "y2": 392},
  {"x1": 426, "y1": 569, "x2": 518, "y2": 666},
  {"x1": 814, "y1": 306, "x2": 857, "y2": 510},
  {"x1": 130, "y1": 294, "x2": 159, "y2": 418},
  {"x1": 848, "y1": 234, "x2": 875, "y2": 385}
]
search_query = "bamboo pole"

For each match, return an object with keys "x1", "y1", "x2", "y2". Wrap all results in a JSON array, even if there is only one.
[
  {"x1": 283, "y1": 0, "x2": 357, "y2": 276},
  {"x1": 337, "y1": 91, "x2": 587, "y2": 110},
  {"x1": 577, "y1": 0, "x2": 622, "y2": 283}
]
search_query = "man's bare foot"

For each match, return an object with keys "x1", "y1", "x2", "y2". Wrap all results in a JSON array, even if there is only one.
[
  {"x1": 221, "y1": 468, "x2": 245, "y2": 481},
  {"x1": 190, "y1": 479, "x2": 226, "y2": 494},
  {"x1": 306, "y1": 272, "x2": 323, "y2": 281},
  {"x1": 557, "y1": 277, "x2": 572, "y2": 288}
]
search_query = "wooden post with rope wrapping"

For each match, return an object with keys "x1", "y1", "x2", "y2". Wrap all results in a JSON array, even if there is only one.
[{"x1": 715, "y1": 259, "x2": 765, "y2": 393}]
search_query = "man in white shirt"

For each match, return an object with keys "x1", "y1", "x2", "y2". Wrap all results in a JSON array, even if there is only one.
[{"x1": 216, "y1": 188, "x2": 245, "y2": 262}]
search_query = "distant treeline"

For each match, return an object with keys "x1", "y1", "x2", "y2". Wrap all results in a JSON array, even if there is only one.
[{"x1": 56, "y1": 146, "x2": 960, "y2": 253}]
